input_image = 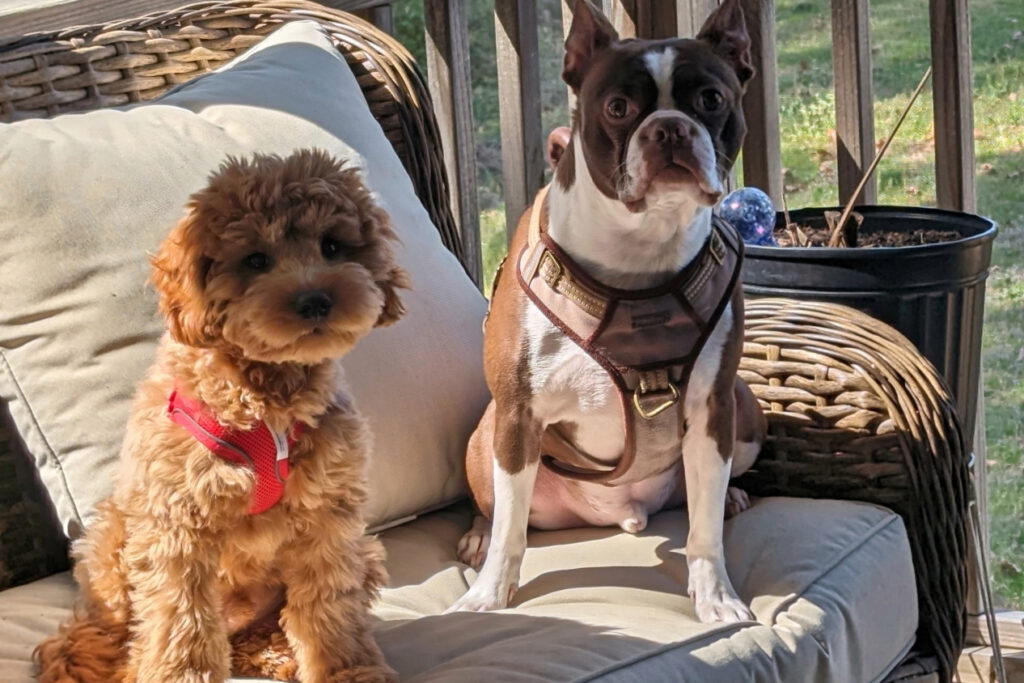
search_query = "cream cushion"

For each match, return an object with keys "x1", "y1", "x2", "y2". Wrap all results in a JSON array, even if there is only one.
[
  {"x1": 0, "y1": 497, "x2": 918, "y2": 681},
  {"x1": 0, "y1": 21, "x2": 489, "y2": 534}
]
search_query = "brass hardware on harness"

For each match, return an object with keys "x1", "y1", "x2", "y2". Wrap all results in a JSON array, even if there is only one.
[
  {"x1": 540, "y1": 251, "x2": 563, "y2": 287},
  {"x1": 710, "y1": 230, "x2": 726, "y2": 265},
  {"x1": 632, "y1": 381, "x2": 679, "y2": 419}
]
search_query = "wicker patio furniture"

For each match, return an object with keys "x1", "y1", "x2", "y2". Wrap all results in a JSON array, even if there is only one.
[{"x1": 0, "y1": 2, "x2": 969, "y2": 680}]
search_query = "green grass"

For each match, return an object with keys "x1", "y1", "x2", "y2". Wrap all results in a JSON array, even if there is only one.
[{"x1": 396, "y1": 0, "x2": 1024, "y2": 608}]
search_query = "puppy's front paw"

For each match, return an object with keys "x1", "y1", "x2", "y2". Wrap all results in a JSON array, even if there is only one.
[
  {"x1": 687, "y1": 557, "x2": 753, "y2": 624},
  {"x1": 445, "y1": 578, "x2": 518, "y2": 613}
]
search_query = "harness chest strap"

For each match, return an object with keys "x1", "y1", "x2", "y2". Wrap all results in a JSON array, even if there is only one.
[
  {"x1": 168, "y1": 389, "x2": 305, "y2": 514},
  {"x1": 517, "y1": 185, "x2": 744, "y2": 485}
]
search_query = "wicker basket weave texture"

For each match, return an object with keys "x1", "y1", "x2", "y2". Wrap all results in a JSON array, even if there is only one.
[
  {"x1": 0, "y1": 3, "x2": 969, "y2": 680},
  {"x1": 737, "y1": 298, "x2": 970, "y2": 681}
]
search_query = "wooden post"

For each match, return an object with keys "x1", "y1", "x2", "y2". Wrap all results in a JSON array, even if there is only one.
[
  {"x1": 424, "y1": 0, "x2": 482, "y2": 285},
  {"x1": 643, "y1": 1, "x2": 680, "y2": 39},
  {"x1": 495, "y1": 0, "x2": 544, "y2": 242},
  {"x1": 930, "y1": 0, "x2": 976, "y2": 212},
  {"x1": 603, "y1": 1, "x2": 678, "y2": 39},
  {"x1": 677, "y1": 0, "x2": 720, "y2": 38},
  {"x1": 931, "y1": 0, "x2": 981, "y2": 618},
  {"x1": 604, "y1": 0, "x2": 639, "y2": 37},
  {"x1": 739, "y1": 0, "x2": 783, "y2": 205},
  {"x1": 354, "y1": 5, "x2": 393, "y2": 34},
  {"x1": 830, "y1": 0, "x2": 877, "y2": 205}
]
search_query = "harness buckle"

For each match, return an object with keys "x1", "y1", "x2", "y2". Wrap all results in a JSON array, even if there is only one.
[
  {"x1": 540, "y1": 250, "x2": 563, "y2": 287},
  {"x1": 710, "y1": 229, "x2": 726, "y2": 265},
  {"x1": 632, "y1": 381, "x2": 679, "y2": 419}
]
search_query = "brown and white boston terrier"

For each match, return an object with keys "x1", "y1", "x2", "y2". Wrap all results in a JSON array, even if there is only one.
[{"x1": 449, "y1": 0, "x2": 766, "y2": 623}]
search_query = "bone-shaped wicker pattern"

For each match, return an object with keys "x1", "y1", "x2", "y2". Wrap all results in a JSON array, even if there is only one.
[{"x1": 0, "y1": 3, "x2": 969, "y2": 681}]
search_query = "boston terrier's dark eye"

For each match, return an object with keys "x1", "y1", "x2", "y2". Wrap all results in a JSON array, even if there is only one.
[
  {"x1": 697, "y1": 89, "x2": 725, "y2": 113},
  {"x1": 242, "y1": 252, "x2": 272, "y2": 272},
  {"x1": 606, "y1": 97, "x2": 629, "y2": 119}
]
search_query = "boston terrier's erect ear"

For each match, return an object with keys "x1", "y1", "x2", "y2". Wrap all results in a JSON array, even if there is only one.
[
  {"x1": 562, "y1": 0, "x2": 619, "y2": 92},
  {"x1": 696, "y1": 0, "x2": 755, "y2": 85}
]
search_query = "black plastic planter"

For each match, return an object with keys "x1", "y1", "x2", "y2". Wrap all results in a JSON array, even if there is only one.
[{"x1": 742, "y1": 205, "x2": 997, "y2": 447}]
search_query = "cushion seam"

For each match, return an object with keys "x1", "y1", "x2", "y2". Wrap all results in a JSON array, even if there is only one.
[
  {"x1": 767, "y1": 513, "x2": 902, "y2": 624},
  {"x1": 578, "y1": 511, "x2": 910, "y2": 682},
  {"x1": 0, "y1": 350, "x2": 83, "y2": 526},
  {"x1": 575, "y1": 625, "x2": 749, "y2": 682}
]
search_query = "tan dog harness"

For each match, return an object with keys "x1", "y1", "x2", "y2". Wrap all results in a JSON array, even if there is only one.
[{"x1": 515, "y1": 186, "x2": 743, "y2": 484}]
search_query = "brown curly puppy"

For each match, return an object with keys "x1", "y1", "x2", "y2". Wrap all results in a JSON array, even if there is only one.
[{"x1": 35, "y1": 149, "x2": 408, "y2": 683}]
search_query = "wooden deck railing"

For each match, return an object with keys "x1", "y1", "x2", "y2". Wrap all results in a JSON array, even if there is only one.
[
  {"x1": 2, "y1": 0, "x2": 977, "y2": 285},
  {"x1": 358, "y1": 0, "x2": 977, "y2": 289}
]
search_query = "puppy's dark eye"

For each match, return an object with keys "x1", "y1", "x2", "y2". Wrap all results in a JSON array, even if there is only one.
[
  {"x1": 606, "y1": 97, "x2": 629, "y2": 120},
  {"x1": 321, "y1": 236, "x2": 345, "y2": 260},
  {"x1": 698, "y1": 89, "x2": 725, "y2": 112},
  {"x1": 242, "y1": 252, "x2": 271, "y2": 272}
]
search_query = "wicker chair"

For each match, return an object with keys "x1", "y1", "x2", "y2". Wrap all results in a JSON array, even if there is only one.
[{"x1": 0, "y1": 2, "x2": 969, "y2": 680}]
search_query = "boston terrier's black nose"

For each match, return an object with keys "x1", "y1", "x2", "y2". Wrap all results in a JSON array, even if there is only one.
[{"x1": 645, "y1": 115, "x2": 698, "y2": 147}]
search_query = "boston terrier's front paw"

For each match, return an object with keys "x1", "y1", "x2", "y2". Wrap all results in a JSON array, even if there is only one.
[
  {"x1": 445, "y1": 576, "x2": 519, "y2": 613},
  {"x1": 687, "y1": 556, "x2": 753, "y2": 623}
]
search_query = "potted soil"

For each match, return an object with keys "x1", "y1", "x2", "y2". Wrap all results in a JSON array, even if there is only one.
[
  {"x1": 741, "y1": 205, "x2": 997, "y2": 445},
  {"x1": 737, "y1": 68, "x2": 997, "y2": 446}
]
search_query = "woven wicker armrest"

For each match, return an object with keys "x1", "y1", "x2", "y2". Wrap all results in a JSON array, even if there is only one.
[{"x1": 736, "y1": 297, "x2": 970, "y2": 679}]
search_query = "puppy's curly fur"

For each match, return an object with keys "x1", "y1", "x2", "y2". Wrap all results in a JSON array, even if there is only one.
[{"x1": 35, "y1": 149, "x2": 408, "y2": 683}]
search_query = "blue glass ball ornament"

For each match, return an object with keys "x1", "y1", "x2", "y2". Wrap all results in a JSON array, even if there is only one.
[{"x1": 718, "y1": 187, "x2": 778, "y2": 246}]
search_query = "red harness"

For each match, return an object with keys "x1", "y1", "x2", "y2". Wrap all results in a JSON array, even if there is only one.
[{"x1": 168, "y1": 389, "x2": 305, "y2": 514}]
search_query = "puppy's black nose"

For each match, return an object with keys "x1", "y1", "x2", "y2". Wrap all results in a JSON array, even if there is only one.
[{"x1": 294, "y1": 290, "x2": 333, "y2": 321}]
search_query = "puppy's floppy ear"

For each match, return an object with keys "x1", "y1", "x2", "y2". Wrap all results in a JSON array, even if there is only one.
[
  {"x1": 360, "y1": 203, "x2": 410, "y2": 328},
  {"x1": 150, "y1": 211, "x2": 215, "y2": 347},
  {"x1": 563, "y1": 0, "x2": 618, "y2": 92},
  {"x1": 697, "y1": 0, "x2": 755, "y2": 85},
  {"x1": 375, "y1": 264, "x2": 410, "y2": 328}
]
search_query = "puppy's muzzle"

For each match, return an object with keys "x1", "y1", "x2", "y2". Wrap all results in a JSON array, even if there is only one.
[{"x1": 294, "y1": 290, "x2": 333, "y2": 322}]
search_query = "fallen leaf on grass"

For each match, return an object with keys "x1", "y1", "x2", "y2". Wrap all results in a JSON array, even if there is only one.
[{"x1": 998, "y1": 559, "x2": 1021, "y2": 578}]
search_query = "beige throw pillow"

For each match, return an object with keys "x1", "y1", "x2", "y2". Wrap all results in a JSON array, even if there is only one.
[{"x1": 0, "y1": 21, "x2": 488, "y2": 534}]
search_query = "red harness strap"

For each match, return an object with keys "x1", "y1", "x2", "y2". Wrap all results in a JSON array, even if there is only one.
[{"x1": 167, "y1": 389, "x2": 305, "y2": 514}]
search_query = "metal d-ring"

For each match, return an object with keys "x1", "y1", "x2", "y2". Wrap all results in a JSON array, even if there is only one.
[{"x1": 632, "y1": 382, "x2": 679, "y2": 420}]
